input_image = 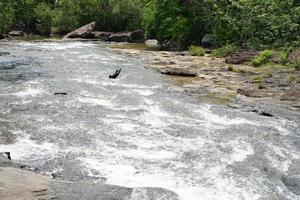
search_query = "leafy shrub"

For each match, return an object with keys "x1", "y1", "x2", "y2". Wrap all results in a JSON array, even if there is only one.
[
  {"x1": 251, "y1": 50, "x2": 274, "y2": 67},
  {"x1": 189, "y1": 45, "x2": 205, "y2": 56},
  {"x1": 211, "y1": 44, "x2": 237, "y2": 58},
  {"x1": 35, "y1": 3, "x2": 53, "y2": 35},
  {"x1": 280, "y1": 47, "x2": 293, "y2": 65},
  {"x1": 293, "y1": 60, "x2": 300, "y2": 70}
]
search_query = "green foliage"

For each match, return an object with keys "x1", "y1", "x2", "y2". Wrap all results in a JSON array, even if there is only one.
[
  {"x1": 189, "y1": 45, "x2": 205, "y2": 56},
  {"x1": 1, "y1": 0, "x2": 300, "y2": 51},
  {"x1": 35, "y1": 3, "x2": 53, "y2": 35},
  {"x1": 251, "y1": 50, "x2": 274, "y2": 67},
  {"x1": 280, "y1": 48, "x2": 292, "y2": 65},
  {"x1": 293, "y1": 60, "x2": 300, "y2": 70},
  {"x1": 142, "y1": 0, "x2": 191, "y2": 49},
  {"x1": 211, "y1": 44, "x2": 237, "y2": 58},
  {"x1": 0, "y1": 1, "x2": 15, "y2": 35}
]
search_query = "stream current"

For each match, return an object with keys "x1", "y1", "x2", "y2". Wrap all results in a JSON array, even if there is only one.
[{"x1": 0, "y1": 41, "x2": 300, "y2": 200}]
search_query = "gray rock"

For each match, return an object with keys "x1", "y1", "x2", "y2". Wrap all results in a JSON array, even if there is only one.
[
  {"x1": 130, "y1": 30, "x2": 145, "y2": 43},
  {"x1": 226, "y1": 50, "x2": 258, "y2": 64},
  {"x1": 145, "y1": 39, "x2": 159, "y2": 48},
  {"x1": 131, "y1": 187, "x2": 179, "y2": 200},
  {"x1": 237, "y1": 88, "x2": 269, "y2": 98},
  {"x1": 201, "y1": 34, "x2": 214, "y2": 47},
  {"x1": 89, "y1": 31, "x2": 111, "y2": 40},
  {"x1": 108, "y1": 32, "x2": 131, "y2": 42},
  {"x1": 282, "y1": 176, "x2": 300, "y2": 195},
  {"x1": 0, "y1": 154, "x2": 14, "y2": 167},
  {"x1": 0, "y1": 52, "x2": 10, "y2": 56},
  {"x1": 160, "y1": 67, "x2": 198, "y2": 77},
  {"x1": 8, "y1": 30, "x2": 25, "y2": 37},
  {"x1": 64, "y1": 22, "x2": 96, "y2": 39},
  {"x1": 52, "y1": 182, "x2": 133, "y2": 200}
]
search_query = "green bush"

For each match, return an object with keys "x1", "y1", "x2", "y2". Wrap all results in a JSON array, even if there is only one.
[
  {"x1": 35, "y1": 3, "x2": 53, "y2": 35},
  {"x1": 211, "y1": 44, "x2": 237, "y2": 58},
  {"x1": 280, "y1": 47, "x2": 293, "y2": 65},
  {"x1": 189, "y1": 45, "x2": 205, "y2": 56},
  {"x1": 293, "y1": 60, "x2": 300, "y2": 70},
  {"x1": 251, "y1": 50, "x2": 274, "y2": 67}
]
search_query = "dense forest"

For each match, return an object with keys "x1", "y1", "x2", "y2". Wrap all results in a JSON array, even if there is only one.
[{"x1": 0, "y1": 0, "x2": 300, "y2": 49}]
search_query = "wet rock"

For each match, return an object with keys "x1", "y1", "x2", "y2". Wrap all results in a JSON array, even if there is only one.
[
  {"x1": 89, "y1": 31, "x2": 111, "y2": 40},
  {"x1": 0, "y1": 34, "x2": 3, "y2": 39},
  {"x1": 145, "y1": 39, "x2": 159, "y2": 48},
  {"x1": 130, "y1": 30, "x2": 145, "y2": 43},
  {"x1": 0, "y1": 167, "x2": 53, "y2": 200},
  {"x1": 8, "y1": 30, "x2": 25, "y2": 37},
  {"x1": 109, "y1": 69, "x2": 121, "y2": 79},
  {"x1": 131, "y1": 187, "x2": 179, "y2": 200},
  {"x1": 280, "y1": 91, "x2": 300, "y2": 101},
  {"x1": 52, "y1": 181, "x2": 133, "y2": 200},
  {"x1": 54, "y1": 92, "x2": 68, "y2": 95},
  {"x1": 0, "y1": 52, "x2": 10, "y2": 56},
  {"x1": 201, "y1": 34, "x2": 214, "y2": 47},
  {"x1": 159, "y1": 67, "x2": 198, "y2": 77},
  {"x1": 64, "y1": 22, "x2": 96, "y2": 39},
  {"x1": 226, "y1": 50, "x2": 258, "y2": 64},
  {"x1": 249, "y1": 109, "x2": 274, "y2": 117},
  {"x1": 282, "y1": 176, "x2": 300, "y2": 195},
  {"x1": 108, "y1": 32, "x2": 130, "y2": 42},
  {"x1": 237, "y1": 88, "x2": 269, "y2": 98},
  {"x1": 0, "y1": 154, "x2": 14, "y2": 167}
]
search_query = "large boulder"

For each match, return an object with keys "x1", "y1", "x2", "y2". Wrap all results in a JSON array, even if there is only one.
[
  {"x1": 159, "y1": 67, "x2": 198, "y2": 77},
  {"x1": 8, "y1": 30, "x2": 25, "y2": 37},
  {"x1": 130, "y1": 30, "x2": 145, "y2": 43},
  {"x1": 64, "y1": 22, "x2": 96, "y2": 39},
  {"x1": 108, "y1": 32, "x2": 131, "y2": 42},
  {"x1": 89, "y1": 31, "x2": 111, "y2": 40}
]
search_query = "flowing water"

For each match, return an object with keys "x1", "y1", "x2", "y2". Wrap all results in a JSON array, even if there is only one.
[{"x1": 0, "y1": 41, "x2": 300, "y2": 200}]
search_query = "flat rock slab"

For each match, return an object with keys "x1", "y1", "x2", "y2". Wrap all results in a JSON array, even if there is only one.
[
  {"x1": 226, "y1": 50, "x2": 258, "y2": 64},
  {"x1": 89, "y1": 31, "x2": 111, "y2": 40},
  {"x1": 64, "y1": 22, "x2": 96, "y2": 39},
  {"x1": 0, "y1": 167, "x2": 180, "y2": 200},
  {"x1": 0, "y1": 167, "x2": 52, "y2": 200},
  {"x1": 160, "y1": 67, "x2": 198, "y2": 77},
  {"x1": 108, "y1": 32, "x2": 131, "y2": 42}
]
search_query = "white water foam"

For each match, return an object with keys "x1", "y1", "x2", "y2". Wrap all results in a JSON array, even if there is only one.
[
  {"x1": 77, "y1": 97, "x2": 114, "y2": 107},
  {"x1": 13, "y1": 87, "x2": 45, "y2": 97},
  {"x1": 0, "y1": 134, "x2": 58, "y2": 162}
]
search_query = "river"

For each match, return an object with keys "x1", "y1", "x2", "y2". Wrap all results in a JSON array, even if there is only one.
[{"x1": 0, "y1": 40, "x2": 300, "y2": 200}]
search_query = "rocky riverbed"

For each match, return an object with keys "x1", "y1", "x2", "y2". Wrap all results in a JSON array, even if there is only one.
[{"x1": 110, "y1": 43, "x2": 300, "y2": 109}]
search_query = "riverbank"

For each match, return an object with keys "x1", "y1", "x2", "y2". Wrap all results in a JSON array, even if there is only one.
[{"x1": 109, "y1": 43, "x2": 300, "y2": 109}]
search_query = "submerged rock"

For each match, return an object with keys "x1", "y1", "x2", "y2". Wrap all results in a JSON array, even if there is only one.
[
  {"x1": 160, "y1": 67, "x2": 198, "y2": 77},
  {"x1": 108, "y1": 32, "x2": 131, "y2": 42},
  {"x1": 64, "y1": 22, "x2": 96, "y2": 39}
]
